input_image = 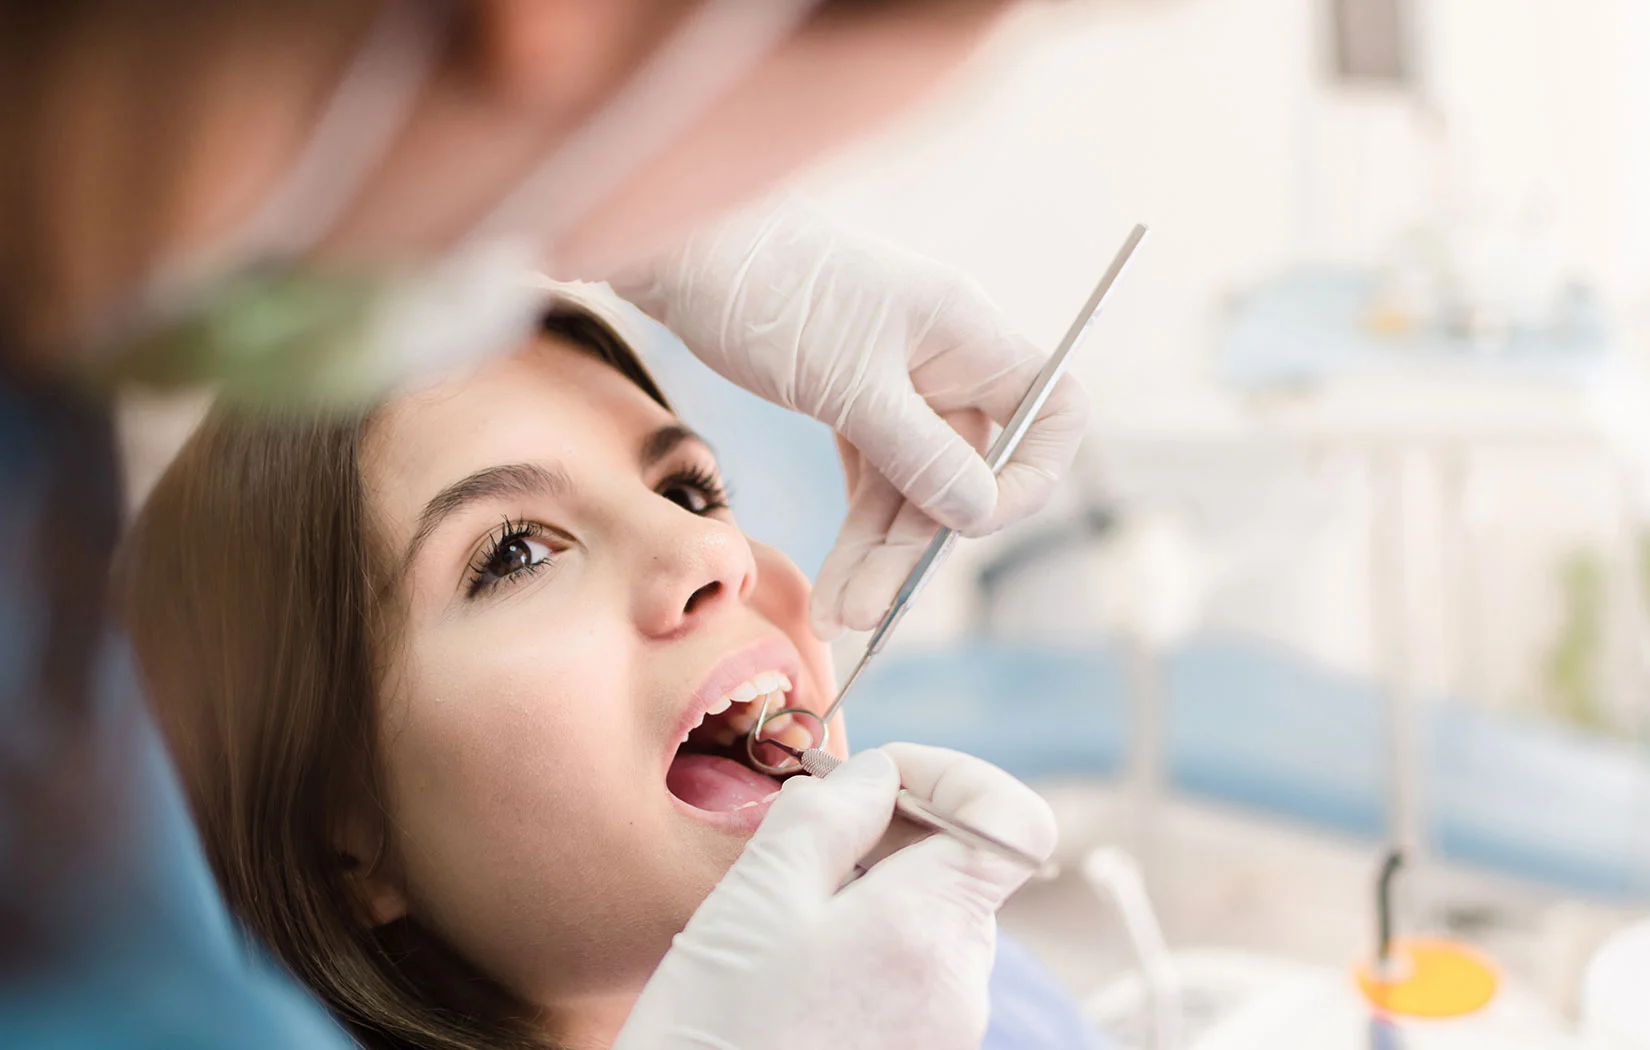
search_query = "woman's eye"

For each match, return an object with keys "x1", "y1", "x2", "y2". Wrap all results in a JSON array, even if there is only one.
[
  {"x1": 660, "y1": 483, "x2": 713, "y2": 514},
  {"x1": 657, "y1": 467, "x2": 729, "y2": 516},
  {"x1": 465, "y1": 521, "x2": 560, "y2": 600},
  {"x1": 482, "y1": 535, "x2": 552, "y2": 582}
]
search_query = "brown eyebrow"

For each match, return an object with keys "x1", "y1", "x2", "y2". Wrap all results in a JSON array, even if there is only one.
[
  {"x1": 640, "y1": 423, "x2": 708, "y2": 469},
  {"x1": 402, "y1": 462, "x2": 570, "y2": 572}
]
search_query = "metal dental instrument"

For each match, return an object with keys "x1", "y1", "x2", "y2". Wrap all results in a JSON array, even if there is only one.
[
  {"x1": 763, "y1": 741, "x2": 1058, "y2": 879},
  {"x1": 747, "y1": 224, "x2": 1151, "y2": 775}
]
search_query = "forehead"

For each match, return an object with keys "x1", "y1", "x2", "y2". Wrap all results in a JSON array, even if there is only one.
[{"x1": 364, "y1": 337, "x2": 675, "y2": 531}]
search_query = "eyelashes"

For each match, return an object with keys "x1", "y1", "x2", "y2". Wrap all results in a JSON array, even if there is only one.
[
  {"x1": 656, "y1": 464, "x2": 731, "y2": 516},
  {"x1": 465, "y1": 518, "x2": 554, "y2": 599},
  {"x1": 462, "y1": 466, "x2": 732, "y2": 600}
]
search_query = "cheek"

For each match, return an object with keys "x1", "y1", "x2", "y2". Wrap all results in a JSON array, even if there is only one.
[
  {"x1": 749, "y1": 543, "x2": 843, "y2": 750},
  {"x1": 396, "y1": 661, "x2": 605, "y2": 800},
  {"x1": 376, "y1": 613, "x2": 650, "y2": 894},
  {"x1": 749, "y1": 543, "x2": 824, "y2": 669}
]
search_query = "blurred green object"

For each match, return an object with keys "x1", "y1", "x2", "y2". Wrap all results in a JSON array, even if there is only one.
[
  {"x1": 99, "y1": 267, "x2": 383, "y2": 407},
  {"x1": 1545, "y1": 549, "x2": 1606, "y2": 732}
]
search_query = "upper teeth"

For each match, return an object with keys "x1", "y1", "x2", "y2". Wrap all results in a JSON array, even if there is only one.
[
  {"x1": 690, "y1": 671, "x2": 793, "y2": 736},
  {"x1": 728, "y1": 670, "x2": 790, "y2": 705}
]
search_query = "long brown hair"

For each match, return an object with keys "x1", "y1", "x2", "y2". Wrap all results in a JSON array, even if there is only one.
[{"x1": 118, "y1": 308, "x2": 668, "y2": 1050}]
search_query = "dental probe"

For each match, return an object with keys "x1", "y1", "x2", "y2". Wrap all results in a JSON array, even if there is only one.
[
  {"x1": 765, "y1": 741, "x2": 1058, "y2": 879},
  {"x1": 748, "y1": 224, "x2": 1150, "y2": 773},
  {"x1": 826, "y1": 223, "x2": 1149, "y2": 721}
]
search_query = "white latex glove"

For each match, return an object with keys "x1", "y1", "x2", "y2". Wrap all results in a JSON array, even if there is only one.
[
  {"x1": 614, "y1": 743, "x2": 1057, "y2": 1050},
  {"x1": 611, "y1": 197, "x2": 1090, "y2": 637}
]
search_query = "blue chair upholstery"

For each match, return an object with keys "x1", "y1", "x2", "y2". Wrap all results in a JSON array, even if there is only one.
[{"x1": 846, "y1": 636, "x2": 1650, "y2": 901}]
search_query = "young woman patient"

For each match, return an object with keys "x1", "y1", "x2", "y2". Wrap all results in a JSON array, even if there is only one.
[{"x1": 120, "y1": 297, "x2": 1103, "y2": 1050}]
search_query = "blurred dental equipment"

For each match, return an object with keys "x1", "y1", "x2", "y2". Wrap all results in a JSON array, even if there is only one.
[
  {"x1": 1354, "y1": 849, "x2": 1498, "y2": 1026},
  {"x1": 746, "y1": 222, "x2": 1151, "y2": 774},
  {"x1": 763, "y1": 741, "x2": 1057, "y2": 878},
  {"x1": 1084, "y1": 848, "x2": 1184, "y2": 1050},
  {"x1": 1374, "y1": 851, "x2": 1405, "y2": 980},
  {"x1": 1081, "y1": 845, "x2": 1592, "y2": 1050},
  {"x1": 1582, "y1": 918, "x2": 1650, "y2": 1047}
]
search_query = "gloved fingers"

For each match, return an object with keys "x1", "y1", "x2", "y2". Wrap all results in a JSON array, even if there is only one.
[
  {"x1": 914, "y1": 283, "x2": 1048, "y2": 422},
  {"x1": 835, "y1": 499, "x2": 939, "y2": 632},
  {"x1": 850, "y1": 743, "x2": 1056, "y2": 911},
  {"x1": 916, "y1": 282, "x2": 1093, "y2": 521},
  {"x1": 944, "y1": 405, "x2": 996, "y2": 454},
  {"x1": 835, "y1": 377, "x2": 1000, "y2": 536},
  {"x1": 733, "y1": 748, "x2": 901, "y2": 901},
  {"x1": 834, "y1": 432, "x2": 865, "y2": 493},
  {"x1": 912, "y1": 308, "x2": 1091, "y2": 538},
  {"x1": 879, "y1": 742, "x2": 1057, "y2": 867},
  {"x1": 817, "y1": 408, "x2": 989, "y2": 634},
  {"x1": 851, "y1": 825, "x2": 1037, "y2": 919},
  {"x1": 810, "y1": 451, "x2": 905, "y2": 639},
  {"x1": 979, "y1": 372, "x2": 1090, "y2": 533}
]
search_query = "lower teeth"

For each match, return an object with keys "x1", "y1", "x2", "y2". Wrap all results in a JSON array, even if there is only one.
[{"x1": 731, "y1": 790, "x2": 782, "y2": 812}]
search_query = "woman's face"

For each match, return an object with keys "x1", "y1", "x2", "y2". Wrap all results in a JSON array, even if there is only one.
[{"x1": 359, "y1": 332, "x2": 844, "y2": 1019}]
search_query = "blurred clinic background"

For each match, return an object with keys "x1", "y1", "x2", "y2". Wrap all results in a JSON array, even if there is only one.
[{"x1": 119, "y1": 1, "x2": 1650, "y2": 1047}]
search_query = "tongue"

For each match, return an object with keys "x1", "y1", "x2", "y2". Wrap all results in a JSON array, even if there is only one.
[{"x1": 667, "y1": 752, "x2": 781, "y2": 812}]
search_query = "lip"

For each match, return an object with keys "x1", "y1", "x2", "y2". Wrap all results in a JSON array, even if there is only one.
[{"x1": 663, "y1": 634, "x2": 810, "y2": 781}]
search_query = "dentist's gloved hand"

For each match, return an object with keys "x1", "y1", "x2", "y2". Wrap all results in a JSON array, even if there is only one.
[
  {"x1": 610, "y1": 197, "x2": 1089, "y2": 638},
  {"x1": 613, "y1": 744, "x2": 1057, "y2": 1050}
]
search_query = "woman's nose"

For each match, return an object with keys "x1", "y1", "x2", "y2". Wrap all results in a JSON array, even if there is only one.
[{"x1": 632, "y1": 514, "x2": 756, "y2": 639}]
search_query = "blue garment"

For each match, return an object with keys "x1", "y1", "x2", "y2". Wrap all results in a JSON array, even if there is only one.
[
  {"x1": 0, "y1": 712, "x2": 350, "y2": 1050},
  {"x1": 986, "y1": 935, "x2": 1111, "y2": 1050},
  {"x1": 0, "y1": 375, "x2": 352, "y2": 1049}
]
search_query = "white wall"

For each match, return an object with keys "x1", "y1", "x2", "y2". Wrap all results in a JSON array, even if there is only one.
[
  {"x1": 803, "y1": 0, "x2": 1321, "y2": 434},
  {"x1": 805, "y1": 0, "x2": 1650, "y2": 413}
]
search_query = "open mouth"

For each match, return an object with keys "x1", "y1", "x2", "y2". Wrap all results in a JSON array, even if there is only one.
[{"x1": 667, "y1": 671, "x2": 803, "y2": 814}]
